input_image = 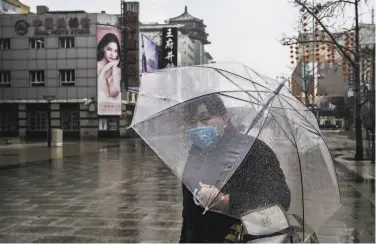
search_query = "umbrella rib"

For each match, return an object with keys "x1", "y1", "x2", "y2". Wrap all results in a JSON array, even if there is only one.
[
  {"x1": 276, "y1": 96, "x2": 306, "y2": 238},
  {"x1": 218, "y1": 92, "x2": 297, "y2": 146},
  {"x1": 244, "y1": 81, "x2": 286, "y2": 135},
  {"x1": 213, "y1": 97, "x2": 275, "y2": 206},
  {"x1": 270, "y1": 109, "x2": 321, "y2": 136},
  {"x1": 131, "y1": 90, "x2": 257, "y2": 128},
  {"x1": 203, "y1": 66, "x2": 272, "y2": 91},
  {"x1": 279, "y1": 96, "x2": 321, "y2": 135},
  {"x1": 267, "y1": 111, "x2": 297, "y2": 147},
  {"x1": 215, "y1": 69, "x2": 263, "y2": 101},
  {"x1": 138, "y1": 92, "x2": 180, "y2": 102},
  {"x1": 131, "y1": 90, "x2": 273, "y2": 128},
  {"x1": 218, "y1": 93, "x2": 264, "y2": 118},
  {"x1": 244, "y1": 67, "x2": 265, "y2": 102},
  {"x1": 219, "y1": 92, "x2": 262, "y2": 105}
]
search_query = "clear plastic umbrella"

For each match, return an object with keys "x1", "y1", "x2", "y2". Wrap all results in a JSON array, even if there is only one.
[{"x1": 129, "y1": 62, "x2": 341, "y2": 241}]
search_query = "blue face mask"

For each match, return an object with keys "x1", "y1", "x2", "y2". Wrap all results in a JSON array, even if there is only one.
[{"x1": 189, "y1": 125, "x2": 218, "y2": 150}]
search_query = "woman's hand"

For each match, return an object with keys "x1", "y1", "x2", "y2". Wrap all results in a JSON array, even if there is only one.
[
  {"x1": 197, "y1": 182, "x2": 219, "y2": 207},
  {"x1": 98, "y1": 60, "x2": 120, "y2": 98},
  {"x1": 98, "y1": 60, "x2": 117, "y2": 80},
  {"x1": 197, "y1": 182, "x2": 230, "y2": 210}
]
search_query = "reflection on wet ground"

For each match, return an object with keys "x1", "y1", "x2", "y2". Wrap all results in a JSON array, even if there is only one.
[{"x1": 0, "y1": 139, "x2": 374, "y2": 243}]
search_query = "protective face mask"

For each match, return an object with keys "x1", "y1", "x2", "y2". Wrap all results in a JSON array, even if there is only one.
[{"x1": 189, "y1": 125, "x2": 218, "y2": 150}]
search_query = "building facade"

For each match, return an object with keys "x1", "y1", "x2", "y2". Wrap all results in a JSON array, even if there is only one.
[
  {"x1": 140, "y1": 6, "x2": 212, "y2": 67},
  {"x1": 0, "y1": 7, "x2": 135, "y2": 140},
  {"x1": 140, "y1": 23, "x2": 196, "y2": 67},
  {"x1": 290, "y1": 23, "x2": 375, "y2": 129},
  {"x1": 166, "y1": 6, "x2": 211, "y2": 65}
]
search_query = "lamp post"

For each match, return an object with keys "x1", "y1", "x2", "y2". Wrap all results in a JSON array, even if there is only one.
[{"x1": 43, "y1": 95, "x2": 56, "y2": 148}]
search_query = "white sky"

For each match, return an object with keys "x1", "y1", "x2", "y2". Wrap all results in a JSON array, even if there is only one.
[{"x1": 23, "y1": 0, "x2": 375, "y2": 78}]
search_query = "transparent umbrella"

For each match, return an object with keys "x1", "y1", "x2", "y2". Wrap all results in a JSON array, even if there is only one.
[{"x1": 129, "y1": 62, "x2": 341, "y2": 242}]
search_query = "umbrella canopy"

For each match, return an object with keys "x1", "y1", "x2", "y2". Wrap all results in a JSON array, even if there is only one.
[{"x1": 130, "y1": 62, "x2": 341, "y2": 239}]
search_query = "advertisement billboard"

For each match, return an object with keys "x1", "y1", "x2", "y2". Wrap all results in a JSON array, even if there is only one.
[
  {"x1": 162, "y1": 27, "x2": 178, "y2": 68},
  {"x1": 0, "y1": 0, "x2": 30, "y2": 14},
  {"x1": 97, "y1": 25, "x2": 122, "y2": 116},
  {"x1": 139, "y1": 34, "x2": 158, "y2": 73}
]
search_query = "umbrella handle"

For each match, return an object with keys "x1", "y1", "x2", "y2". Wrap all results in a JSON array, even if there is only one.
[
  {"x1": 193, "y1": 189, "x2": 201, "y2": 206},
  {"x1": 193, "y1": 189, "x2": 210, "y2": 215}
]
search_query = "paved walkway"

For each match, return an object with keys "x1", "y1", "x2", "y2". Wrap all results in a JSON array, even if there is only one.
[
  {"x1": 0, "y1": 140, "x2": 123, "y2": 170},
  {"x1": 322, "y1": 132, "x2": 375, "y2": 181},
  {"x1": 0, "y1": 139, "x2": 374, "y2": 242}
]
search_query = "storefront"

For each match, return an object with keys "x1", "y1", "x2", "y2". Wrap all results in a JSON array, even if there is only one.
[
  {"x1": 0, "y1": 103, "x2": 18, "y2": 137},
  {"x1": 98, "y1": 116, "x2": 120, "y2": 138}
]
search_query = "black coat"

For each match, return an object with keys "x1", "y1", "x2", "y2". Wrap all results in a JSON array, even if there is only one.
[{"x1": 179, "y1": 124, "x2": 291, "y2": 243}]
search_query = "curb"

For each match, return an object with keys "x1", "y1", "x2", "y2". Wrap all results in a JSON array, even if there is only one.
[
  {"x1": 0, "y1": 143, "x2": 121, "y2": 171},
  {"x1": 333, "y1": 153, "x2": 375, "y2": 182}
]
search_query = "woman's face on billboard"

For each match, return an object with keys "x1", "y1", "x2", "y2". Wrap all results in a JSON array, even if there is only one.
[{"x1": 104, "y1": 42, "x2": 118, "y2": 62}]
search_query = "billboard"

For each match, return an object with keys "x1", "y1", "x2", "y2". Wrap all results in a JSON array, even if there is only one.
[
  {"x1": 97, "y1": 25, "x2": 122, "y2": 116},
  {"x1": 0, "y1": 0, "x2": 30, "y2": 14},
  {"x1": 139, "y1": 34, "x2": 158, "y2": 73},
  {"x1": 162, "y1": 27, "x2": 178, "y2": 68}
]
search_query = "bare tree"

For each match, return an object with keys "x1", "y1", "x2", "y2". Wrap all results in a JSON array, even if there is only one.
[
  {"x1": 282, "y1": 0, "x2": 374, "y2": 160},
  {"x1": 286, "y1": 64, "x2": 319, "y2": 105}
]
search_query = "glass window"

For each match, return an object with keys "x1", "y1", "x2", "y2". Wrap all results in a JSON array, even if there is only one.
[
  {"x1": 59, "y1": 37, "x2": 75, "y2": 48},
  {"x1": 61, "y1": 111, "x2": 80, "y2": 131},
  {"x1": 59, "y1": 70, "x2": 76, "y2": 86},
  {"x1": 99, "y1": 118, "x2": 108, "y2": 131},
  {"x1": 29, "y1": 38, "x2": 45, "y2": 49},
  {"x1": 98, "y1": 117, "x2": 119, "y2": 131},
  {"x1": 28, "y1": 111, "x2": 47, "y2": 131},
  {"x1": 0, "y1": 39, "x2": 10, "y2": 50},
  {"x1": 108, "y1": 118, "x2": 118, "y2": 131},
  {"x1": 0, "y1": 108, "x2": 18, "y2": 131},
  {"x1": 0, "y1": 71, "x2": 11, "y2": 87}
]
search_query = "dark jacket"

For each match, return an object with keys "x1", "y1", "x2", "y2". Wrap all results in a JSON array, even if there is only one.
[{"x1": 179, "y1": 124, "x2": 291, "y2": 243}]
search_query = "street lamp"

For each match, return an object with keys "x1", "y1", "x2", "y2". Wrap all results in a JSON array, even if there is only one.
[{"x1": 43, "y1": 95, "x2": 56, "y2": 148}]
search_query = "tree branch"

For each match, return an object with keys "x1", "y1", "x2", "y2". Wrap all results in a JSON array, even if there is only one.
[{"x1": 294, "y1": 0, "x2": 357, "y2": 67}]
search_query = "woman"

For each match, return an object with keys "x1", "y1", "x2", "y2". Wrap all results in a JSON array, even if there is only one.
[
  {"x1": 97, "y1": 33, "x2": 121, "y2": 98},
  {"x1": 180, "y1": 94, "x2": 291, "y2": 243}
]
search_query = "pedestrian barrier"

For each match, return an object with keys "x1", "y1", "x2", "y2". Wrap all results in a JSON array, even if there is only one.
[{"x1": 52, "y1": 129, "x2": 63, "y2": 147}]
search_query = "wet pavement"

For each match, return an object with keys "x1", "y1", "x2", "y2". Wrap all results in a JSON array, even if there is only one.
[
  {"x1": 0, "y1": 139, "x2": 374, "y2": 243},
  {"x1": 0, "y1": 140, "x2": 121, "y2": 169}
]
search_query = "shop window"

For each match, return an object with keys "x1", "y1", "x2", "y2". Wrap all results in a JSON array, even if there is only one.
[
  {"x1": 61, "y1": 111, "x2": 80, "y2": 131},
  {"x1": 99, "y1": 117, "x2": 119, "y2": 131},
  {"x1": 0, "y1": 108, "x2": 18, "y2": 131},
  {"x1": 108, "y1": 118, "x2": 118, "y2": 131},
  {"x1": 28, "y1": 111, "x2": 47, "y2": 131}
]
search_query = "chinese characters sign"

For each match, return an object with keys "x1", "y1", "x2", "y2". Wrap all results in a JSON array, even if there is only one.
[
  {"x1": 121, "y1": 1, "x2": 140, "y2": 90},
  {"x1": 29, "y1": 16, "x2": 91, "y2": 36},
  {"x1": 162, "y1": 27, "x2": 178, "y2": 68}
]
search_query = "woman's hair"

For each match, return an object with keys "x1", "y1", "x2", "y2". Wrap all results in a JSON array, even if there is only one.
[
  {"x1": 183, "y1": 94, "x2": 227, "y2": 123},
  {"x1": 97, "y1": 32, "x2": 121, "y2": 64}
]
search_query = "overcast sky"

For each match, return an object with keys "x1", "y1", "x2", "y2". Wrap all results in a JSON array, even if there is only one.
[{"x1": 24, "y1": 0, "x2": 375, "y2": 78}]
